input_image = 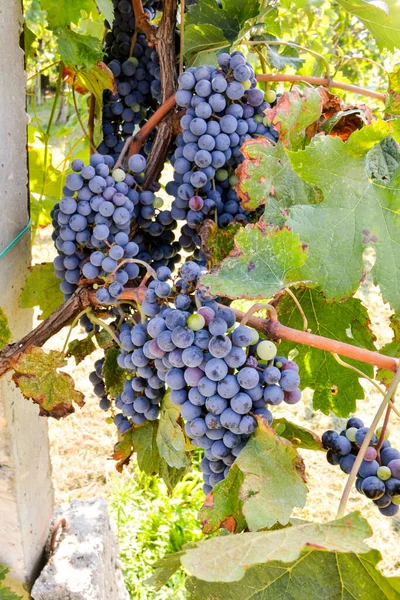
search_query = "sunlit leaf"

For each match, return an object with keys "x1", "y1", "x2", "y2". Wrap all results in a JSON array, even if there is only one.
[{"x1": 19, "y1": 263, "x2": 64, "y2": 320}]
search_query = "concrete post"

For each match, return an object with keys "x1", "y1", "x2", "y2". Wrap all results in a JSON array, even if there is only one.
[{"x1": 0, "y1": 0, "x2": 54, "y2": 597}]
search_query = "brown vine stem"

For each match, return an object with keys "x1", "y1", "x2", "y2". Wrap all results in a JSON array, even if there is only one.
[
  {"x1": 131, "y1": 0, "x2": 157, "y2": 42},
  {"x1": 116, "y1": 94, "x2": 177, "y2": 165},
  {"x1": 180, "y1": 0, "x2": 185, "y2": 74},
  {"x1": 336, "y1": 367, "x2": 400, "y2": 519},
  {"x1": 255, "y1": 74, "x2": 386, "y2": 102},
  {"x1": 0, "y1": 288, "x2": 397, "y2": 379},
  {"x1": 376, "y1": 404, "x2": 392, "y2": 454}
]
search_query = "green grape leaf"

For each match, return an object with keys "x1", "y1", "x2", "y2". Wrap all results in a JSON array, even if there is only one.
[
  {"x1": 236, "y1": 138, "x2": 320, "y2": 213},
  {"x1": 39, "y1": 0, "x2": 94, "y2": 28},
  {"x1": 277, "y1": 288, "x2": 376, "y2": 416},
  {"x1": 146, "y1": 551, "x2": 187, "y2": 592},
  {"x1": 24, "y1": 25, "x2": 37, "y2": 58},
  {"x1": 184, "y1": 0, "x2": 262, "y2": 62},
  {"x1": 132, "y1": 422, "x2": 160, "y2": 475},
  {"x1": 286, "y1": 120, "x2": 400, "y2": 309},
  {"x1": 95, "y1": 329, "x2": 113, "y2": 349},
  {"x1": 184, "y1": 25, "x2": 229, "y2": 65},
  {"x1": 377, "y1": 313, "x2": 400, "y2": 385},
  {"x1": 199, "y1": 219, "x2": 243, "y2": 269},
  {"x1": 58, "y1": 30, "x2": 103, "y2": 69},
  {"x1": 156, "y1": 394, "x2": 191, "y2": 469},
  {"x1": 102, "y1": 346, "x2": 129, "y2": 399},
  {"x1": 20, "y1": 263, "x2": 64, "y2": 320},
  {"x1": 95, "y1": 0, "x2": 114, "y2": 25},
  {"x1": 385, "y1": 65, "x2": 400, "y2": 115},
  {"x1": 199, "y1": 465, "x2": 246, "y2": 534},
  {"x1": 11, "y1": 346, "x2": 84, "y2": 419},
  {"x1": 272, "y1": 418, "x2": 323, "y2": 451},
  {"x1": 265, "y1": 87, "x2": 322, "y2": 150},
  {"x1": 132, "y1": 421, "x2": 189, "y2": 490},
  {"x1": 336, "y1": 0, "x2": 400, "y2": 51},
  {"x1": 0, "y1": 564, "x2": 22, "y2": 600},
  {"x1": 367, "y1": 136, "x2": 400, "y2": 182},
  {"x1": 181, "y1": 512, "x2": 371, "y2": 582},
  {"x1": 234, "y1": 418, "x2": 307, "y2": 530},
  {"x1": 266, "y1": 46, "x2": 304, "y2": 71},
  {"x1": 199, "y1": 223, "x2": 308, "y2": 300},
  {"x1": 67, "y1": 335, "x2": 96, "y2": 365},
  {"x1": 185, "y1": 549, "x2": 399, "y2": 599},
  {"x1": 0, "y1": 309, "x2": 11, "y2": 350}
]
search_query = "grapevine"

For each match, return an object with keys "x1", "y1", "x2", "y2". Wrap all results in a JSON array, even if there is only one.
[{"x1": 8, "y1": 0, "x2": 400, "y2": 596}]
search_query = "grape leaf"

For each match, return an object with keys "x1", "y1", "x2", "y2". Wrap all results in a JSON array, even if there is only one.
[
  {"x1": 39, "y1": 0, "x2": 94, "y2": 28},
  {"x1": 112, "y1": 429, "x2": 134, "y2": 472},
  {"x1": 198, "y1": 219, "x2": 242, "y2": 268},
  {"x1": 367, "y1": 136, "x2": 400, "y2": 182},
  {"x1": 102, "y1": 346, "x2": 129, "y2": 399},
  {"x1": 95, "y1": 329, "x2": 113, "y2": 349},
  {"x1": 64, "y1": 62, "x2": 115, "y2": 106},
  {"x1": 271, "y1": 418, "x2": 323, "y2": 451},
  {"x1": 265, "y1": 87, "x2": 322, "y2": 150},
  {"x1": 184, "y1": 0, "x2": 261, "y2": 62},
  {"x1": 11, "y1": 346, "x2": 84, "y2": 419},
  {"x1": 67, "y1": 335, "x2": 96, "y2": 365},
  {"x1": 156, "y1": 394, "x2": 191, "y2": 469},
  {"x1": 385, "y1": 65, "x2": 400, "y2": 115},
  {"x1": 95, "y1": 0, "x2": 114, "y2": 25},
  {"x1": 236, "y1": 138, "x2": 320, "y2": 212},
  {"x1": 286, "y1": 120, "x2": 400, "y2": 309},
  {"x1": 199, "y1": 223, "x2": 308, "y2": 300},
  {"x1": 0, "y1": 565, "x2": 22, "y2": 600},
  {"x1": 199, "y1": 465, "x2": 246, "y2": 534},
  {"x1": 336, "y1": 0, "x2": 400, "y2": 51},
  {"x1": 234, "y1": 418, "x2": 307, "y2": 531},
  {"x1": 377, "y1": 313, "x2": 400, "y2": 385},
  {"x1": 276, "y1": 287, "x2": 376, "y2": 416},
  {"x1": 181, "y1": 512, "x2": 371, "y2": 582},
  {"x1": 58, "y1": 30, "x2": 103, "y2": 69},
  {"x1": 266, "y1": 46, "x2": 304, "y2": 71},
  {"x1": 132, "y1": 421, "x2": 189, "y2": 490},
  {"x1": 185, "y1": 549, "x2": 399, "y2": 599},
  {"x1": 146, "y1": 551, "x2": 187, "y2": 592},
  {"x1": 0, "y1": 309, "x2": 11, "y2": 350},
  {"x1": 19, "y1": 263, "x2": 64, "y2": 320}
]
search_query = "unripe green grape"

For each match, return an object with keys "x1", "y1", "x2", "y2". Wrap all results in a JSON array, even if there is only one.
[
  {"x1": 262, "y1": 116, "x2": 271, "y2": 126},
  {"x1": 128, "y1": 57, "x2": 139, "y2": 67},
  {"x1": 250, "y1": 328, "x2": 259, "y2": 345},
  {"x1": 242, "y1": 79, "x2": 251, "y2": 90},
  {"x1": 257, "y1": 340, "x2": 277, "y2": 361},
  {"x1": 377, "y1": 466, "x2": 392, "y2": 481},
  {"x1": 112, "y1": 168, "x2": 126, "y2": 182},
  {"x1": 376, "y1": 426, "x2": 390, "y2": 440},
  {"x1": 229, "y1": 174, "x2": 239, "y2": 186},
  {"x1": 216, "y1": 169, "x2": 229, "y2": 182},
  {"x1": 254, "y1": 114, "x2": 264, "y2": 124},
  {"x1": 153, "y1": 197, "x2": 164, "y2": 208},
  {"x1": 391, "y1": 495, "x2": 400, "y2": 505},
  {"x1": 346, "y1": 427, "x2": 358, "y2": 442},
  {"x1": 132, "y1": 103, "x2": 141, "y2": 112},
  {"x1": 187, "y1": 313, "x2": 206, "y2": 331},
  {"x1": 265, "y1": 89, "x2": 277, "y2": 103}
]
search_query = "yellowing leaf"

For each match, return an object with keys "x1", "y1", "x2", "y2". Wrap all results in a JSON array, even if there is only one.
[
  {"x1": 19, "y1": 263, "x2": 64, "y2": 320},
  {"x1": 11, "y1": 346, "x2": 84, "y2": 419}
]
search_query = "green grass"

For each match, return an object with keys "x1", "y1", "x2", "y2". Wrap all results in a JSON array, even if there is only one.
[{"x1": 109, "y1": 460, "x2": 204, "y2": 599}]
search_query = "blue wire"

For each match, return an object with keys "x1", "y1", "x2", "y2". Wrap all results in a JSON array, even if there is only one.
[{"x1": 0, "y1": 218, "x2": 32, "y2": 260}]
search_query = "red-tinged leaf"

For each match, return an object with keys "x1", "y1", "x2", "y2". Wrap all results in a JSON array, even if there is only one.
[
  {"x1": 112, "y1": 429, "x2": 134, "y2": 472},
  {"x1": 11, "y1": 346, "x2": 84, "y2": 419},
  {"x1": 264, "y1": 86, "x2": 322, "y2": 150}
]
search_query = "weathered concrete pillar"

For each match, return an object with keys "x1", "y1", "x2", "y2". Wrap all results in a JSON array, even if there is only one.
[{"x1": 0, "y1": 0, "x2": 54, "y2": 596}]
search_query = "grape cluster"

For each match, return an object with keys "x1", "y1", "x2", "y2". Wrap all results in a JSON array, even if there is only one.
[
  {"x1": 166, "y1": 51, "x2": 279, "y2": 246},
  {"x1": 90, "y1": 357, "x2": 112, "y2": 411},
  {"x1": 110, "y1": 261, "x2": 301, "y2": 493},
  {"x1": 323, "y1": 419, "x2": 400, "y2": 516},
  {"x1": 51, "y1": 153, "x2": 171, "y2": 302},
  {"x1": 97, "y1": 0, "x2": 162, "y2": 160}
]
